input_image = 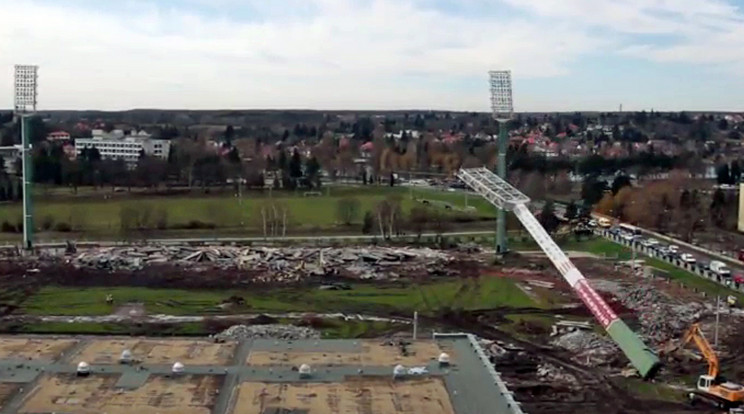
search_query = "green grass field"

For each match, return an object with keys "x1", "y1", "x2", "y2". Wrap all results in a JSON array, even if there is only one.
[
  {"x1": 19, "y1": 276, "x2": 536, "y2": 317},
  {"x1": 0, "y1": 186, "x2": 497, "y2": 239}
]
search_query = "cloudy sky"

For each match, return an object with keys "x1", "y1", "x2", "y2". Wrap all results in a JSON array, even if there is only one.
[{"x1": 1, "y1": 0, "x2": 743, "y2": 112}]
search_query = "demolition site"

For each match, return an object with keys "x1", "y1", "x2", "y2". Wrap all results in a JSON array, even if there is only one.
[{"x1": 0, "y1": 169, "x2": 741, "y2": 414}]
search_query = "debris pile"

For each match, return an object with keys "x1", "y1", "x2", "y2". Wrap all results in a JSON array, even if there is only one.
[
  {"x1": 552, "y1": 330, "x2": 618, "y2": 365},
  {"x1": 590, "y1": 280, "x2": 706, "y2": 343},
  {"x1": 214, "y1": 324, "x2": 320, "y2": 341},
  {"x1": 536, "y1": 363, "x2": 578, "y2": 385},
  {"x1": 69, "y1": 245, "x2": 455, "y2": 282},
  {"x1": 618, "y1": 286, "x2": 704, "y2": 343}
]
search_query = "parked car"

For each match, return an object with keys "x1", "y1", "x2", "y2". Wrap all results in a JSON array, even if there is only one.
[
  {"x1": 680, "y1": 253, "x2": 697, "y2": 264},
  {"x1": 668, "y1": 245, "x2": 680, "y2": 255},
  {"x1": 588, "y1": 219, "x2": 598, "y2": 227}
]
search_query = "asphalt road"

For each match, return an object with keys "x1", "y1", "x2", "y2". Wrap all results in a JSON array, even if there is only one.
[{"x1": 610, "y1": 225, "x2": 744, "y2": 279}]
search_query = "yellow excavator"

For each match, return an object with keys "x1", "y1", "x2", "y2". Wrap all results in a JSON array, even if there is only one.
[{"x1": 681, "y1": 323, "x2": 744, "y2": 409}]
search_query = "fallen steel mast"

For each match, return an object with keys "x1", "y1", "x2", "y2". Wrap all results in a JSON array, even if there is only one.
[{"x1": 457, "y1": 167, "x2": 661, "y2": 378}]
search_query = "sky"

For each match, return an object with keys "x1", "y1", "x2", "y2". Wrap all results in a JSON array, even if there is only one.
[{"x1": 1, "y1": 0, "x2": 744, "y2": 112}]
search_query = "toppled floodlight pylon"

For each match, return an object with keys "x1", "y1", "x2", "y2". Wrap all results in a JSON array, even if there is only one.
[{"x1": 456, "y1": 167, "x2": 661, "y2": 379}]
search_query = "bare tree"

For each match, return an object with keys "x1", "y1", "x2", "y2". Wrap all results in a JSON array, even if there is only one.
[
  {"x1": 374, "y1": 196, "x2": 403, "y2": 238},
  {"x1": 255, "y1": 201, "x2": 291, "y2": 237},
  {"x1": 408, "y1": 206, "x2": 431, "y2": 239},
  {"x1": 553, "y1": 170, "x2": 573, "y2": 195},
  {"x1": 519, "y1": 171, "x2": 547, "y2": 199}
]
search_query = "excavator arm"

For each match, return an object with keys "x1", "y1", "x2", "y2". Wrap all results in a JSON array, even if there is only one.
[{"x1": 682, "y1": 323, "x2": 719, "y2": 378}]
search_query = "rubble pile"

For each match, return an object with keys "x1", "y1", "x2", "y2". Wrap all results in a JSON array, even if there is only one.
[
  {"x1": 590, "y1": 280, "x2": 706, "y2": 343},
  {"x1": 552, "y1": 330, "x2": 619, "y2": 365},
  {"x1": 536, "y1": 363, "x2": 578, "y2": 385},
  {"x1": 69, "y1": 245, "x2": 455, "y2": 281},
  {"x1": 618, "y1": 286, "x2": 704, "y2": 343},
  {"x1": 214, "y1": 324, "x2": 320, "y2": 341}
]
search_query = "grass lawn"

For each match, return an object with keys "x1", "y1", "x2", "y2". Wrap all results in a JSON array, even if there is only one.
[
  {"x1": 320, "y1": 320, "x2": 402, "y2": 339},
  {"x1": 0, "y1": 186, "x2": 496, "y2": 240},
  {"x1": 19, "y1": 277, "x2": 536, "y2": 317}
]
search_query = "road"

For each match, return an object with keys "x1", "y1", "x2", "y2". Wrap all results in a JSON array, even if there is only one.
[
  {"x1": 630, "y1": 227, "x2": 744, "y2": 276},
  {"x1": 596, "y1": 227, "x2": 744, "y2": 294},
  {"x1": 592, "y1": 214, "x2": 744, "y2": 279}
]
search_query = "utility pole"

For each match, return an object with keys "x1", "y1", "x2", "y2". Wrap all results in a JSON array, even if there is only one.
[
  {"x1": 714, "y1": 296, "x2": 720, "y2": 347},
  {"x1": 489, "y1": 70, "x2": 514, "y2": 254}
]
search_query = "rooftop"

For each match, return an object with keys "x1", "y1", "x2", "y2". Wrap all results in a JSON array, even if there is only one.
[{"x1": 0, "y1": 334, "x2": 523, "y2": 414}]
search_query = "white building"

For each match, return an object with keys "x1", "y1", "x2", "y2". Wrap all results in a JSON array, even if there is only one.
[{"x1": 74, "y1": 129, "x2": 170, "y2": 163}]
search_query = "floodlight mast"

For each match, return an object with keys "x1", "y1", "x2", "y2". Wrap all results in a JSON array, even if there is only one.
[
  {"x1": 14, "y1": 65, "x2": 38, "y2": 251},
  {"x1": 457, "y1": 167, "x2": 661, "y2": 379},
  {"x1": 489, "y1": 70, "x2": 513, "y2": 254}
]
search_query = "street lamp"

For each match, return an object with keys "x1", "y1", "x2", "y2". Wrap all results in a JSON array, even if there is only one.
[
  {"x1": 489, "y1": 70, "x2": 514, "y2": 254},
  {"x1": 14, "y1": 65, "x2": 38, "y2": 250}
]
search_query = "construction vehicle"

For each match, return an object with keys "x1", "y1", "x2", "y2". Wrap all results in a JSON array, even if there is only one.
[{"x1": 681, "y1": 323, "x2": 744, "y2": 409}]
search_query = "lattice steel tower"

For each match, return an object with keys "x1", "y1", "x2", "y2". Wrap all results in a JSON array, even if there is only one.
[
  {"x1": 14, "y1": 65, "x2": 38, "y2": 250},
  {"x1": 489, "y1": 70, "x2": 513, "y2": 253}
]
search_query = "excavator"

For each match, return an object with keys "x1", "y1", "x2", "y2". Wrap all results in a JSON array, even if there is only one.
[{"x1": 680, "y1": 323, "x2": 744, "y2": 409}]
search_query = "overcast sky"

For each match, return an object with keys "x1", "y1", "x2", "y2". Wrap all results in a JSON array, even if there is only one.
[{"x1": 1, "y1": 0, "x2": 744, "y2": 112}]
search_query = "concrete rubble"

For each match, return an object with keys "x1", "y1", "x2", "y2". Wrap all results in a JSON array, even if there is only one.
[
  {"x1": 619, "y1": 286, "x2": 705, "y2": 343},
  {"x1": 214, "y1": 324, "x2": 320, "y2": 341},
  {"x1": 67, "y1": 245, "x2": 454, "y2": 281},
  {"x1": 536, "y1": 363, "x2": 578, "y2": 385},
  {"x1": 552, "y1": 330, "x2": 619, "y2": 365},
  {"x1": 590, "y1": 280, "x2": 706, "y2": 344}
]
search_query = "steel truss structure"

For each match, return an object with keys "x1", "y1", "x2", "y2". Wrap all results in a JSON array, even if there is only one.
[{"x1": 457, "y1": 167, "x2": 661, "y2": 378}]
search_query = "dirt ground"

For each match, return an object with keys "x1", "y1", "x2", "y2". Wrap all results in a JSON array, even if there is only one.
[
  {"x1": 0, "y1": 337, "x2": 77, "y2": 361},
  {"x1": 20, "y1": 374, "x2": 221, "y2": 414},
  {"x1": 247, "y1": 340, "x2": 446, "y2": 366},
  {"x1": 73, "y1": 339, "x2": 236, "y2": 365},
  {"x1": 232, "y1": 378, "x2": 455, "y2": 414}
]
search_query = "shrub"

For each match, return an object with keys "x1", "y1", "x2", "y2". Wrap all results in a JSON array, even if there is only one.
[
  {"x1": 54, "y1": 222, "x2": 72, "y2": 232},
  {"x1": 0, "y1": 221, "x2": 14, "y2": 233},
  {"x1": 41, "y1": 215, "x2": 55, "y2": 231},
  {"x1": 155, "y1": 208, "x2": 168, "y2": 230},
  {"x1": 184, "y1": 220, "x2": 216, "y2": 230}
]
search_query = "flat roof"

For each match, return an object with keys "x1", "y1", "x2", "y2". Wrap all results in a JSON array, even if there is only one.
[{"x1": 0, "y1": 334, "x2": 523, "y2": 414}]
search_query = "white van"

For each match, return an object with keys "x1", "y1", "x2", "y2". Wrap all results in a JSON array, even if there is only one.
[
  {"x1": 598, "y1": 218, "x2": 611, "y2": 228},
  {"x1": 709, "y1": 260, "x2": 731, "y2": 277}
]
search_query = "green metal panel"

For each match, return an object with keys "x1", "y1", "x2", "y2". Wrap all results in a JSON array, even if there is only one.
[
  {"x1": 496, "y1": 123, "x2": 507, "y2": 253},
  {"x1": 607, "y1": 320, "x2": 661, "y2": 379},
  {"x1": 21, "y1": 116, "x2": 33, "y2": 250}
]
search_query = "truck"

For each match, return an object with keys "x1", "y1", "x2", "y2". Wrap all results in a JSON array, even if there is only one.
[{"x1": 710, "y1": 260, "x2": 732, "y2": 277}]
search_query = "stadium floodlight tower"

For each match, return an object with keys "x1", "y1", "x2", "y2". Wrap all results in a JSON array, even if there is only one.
[
  {"x1": 14, "y1": 65, "x2": 38, "y2": 250},
  {"x1": 457, "y1": 167, "x2": 661, "y2": 379},
  {"x1": 489, "y1": 70, "x2": 513, "y2": 254}
]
